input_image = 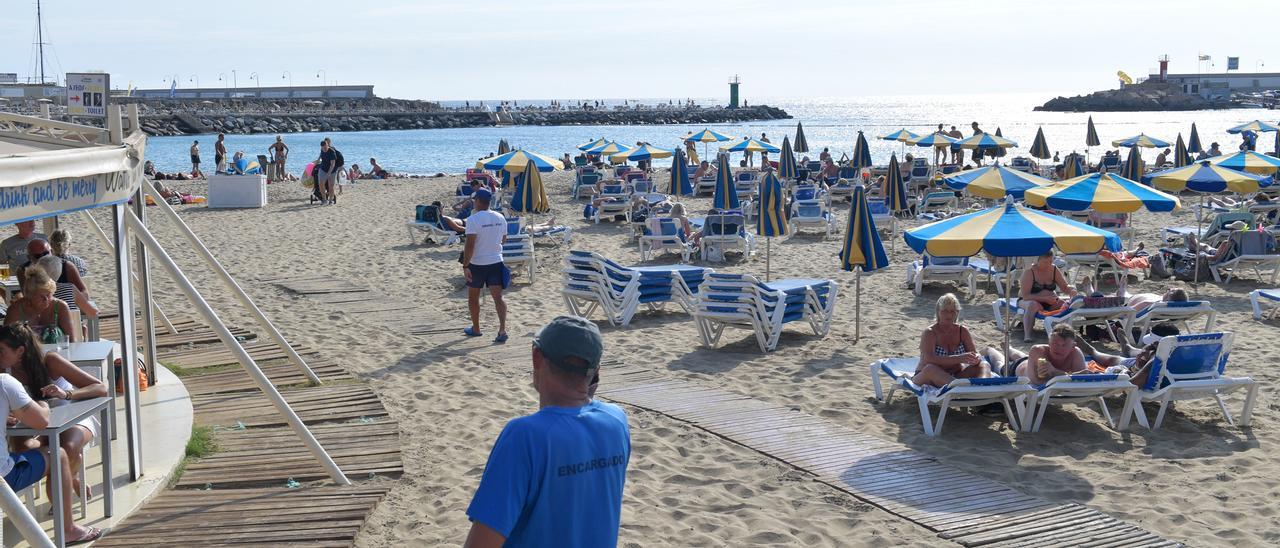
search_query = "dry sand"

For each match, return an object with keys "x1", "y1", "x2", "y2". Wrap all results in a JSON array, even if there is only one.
[{"x1": 59, "y1": 168, "x2": 1275, "y2": 546}]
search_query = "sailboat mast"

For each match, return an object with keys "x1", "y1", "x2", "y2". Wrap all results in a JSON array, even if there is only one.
[{"x1": 36, "y1": 0, "x2": 47, "y2": 84}]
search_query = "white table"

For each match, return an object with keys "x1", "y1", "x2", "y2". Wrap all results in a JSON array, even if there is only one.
[
  {"x1": 47, "y1": 340, "x2": 116, "y2": 440},
  {"x1": 1, "y1": 275, "x2": 18, "y2": 303},
  {"x1": 208, "y1": 173, "x2": 268, "y2": 208},
  {"x1": 11, "y1": 397, "x2": 113, "y2": 548}
]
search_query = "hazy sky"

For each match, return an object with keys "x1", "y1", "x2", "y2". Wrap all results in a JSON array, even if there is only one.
[{"x1": 4, "y1": 0, "x2": 1277, "y2": 102}]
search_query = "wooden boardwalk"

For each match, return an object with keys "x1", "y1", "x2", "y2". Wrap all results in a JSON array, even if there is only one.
[{"x1": 593, "y1": 362, "x2": 1180, "y2": 548}]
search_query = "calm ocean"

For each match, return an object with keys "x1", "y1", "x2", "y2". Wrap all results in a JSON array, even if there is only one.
[{"x1": 143, "y1": 94, "x2": 1275, "y2": 176}]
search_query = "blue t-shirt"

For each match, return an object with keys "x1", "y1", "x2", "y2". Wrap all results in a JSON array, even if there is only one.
[{"x1": 467, "y1": 400, "x2": 630, "y2": 547}]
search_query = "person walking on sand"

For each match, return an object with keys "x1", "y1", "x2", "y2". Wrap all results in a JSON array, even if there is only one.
[
  {"x1": 933, "y1": 123, "x2": 947, "y2": 165},
  {"x1": 970, "y1": 122, "x2": 985, "y2": 166},
  {"x1": 268, "y1": 136, "x2": 289, "y2": 181},
  {"x1": 461, "y1": 188, "x2": 509, "y2": 343},
  {"x1": 189, "y1": 140, "x2": 204, "y2": 178},
  {"x1": 316, "y1": 139, "x2": 338, "y2": 205},
  {"x1": 947, "y1": 125, "x2": 964, "y2": 164},
  {"x1": 464, "y1": 315, "x2": 630, "y2": 548},
  {"x1": 215, "y1": 133, "x2": 228, "y2": 173}
]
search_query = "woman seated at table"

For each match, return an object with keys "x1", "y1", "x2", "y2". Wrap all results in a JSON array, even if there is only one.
[
  {"x1": 1, "y1": 323, "x2": 105, "y2": 504},
  {"x1": 4, "y1": 266, "x2": 76, "y2": 344},
  {"x1": 913, "y1": 293, "x2": 988, "y2": 387},
  {"x1": 35, "y1": 255, "x2": 98, "y2": 322},
  {"x1": 1017, "y1": 252, "x2": 1076, "y2": 342}
]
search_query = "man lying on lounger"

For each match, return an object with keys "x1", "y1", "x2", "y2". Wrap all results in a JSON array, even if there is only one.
[
  {"x1": 1075, "y1": 322, "x2": 1181, "y2": 388},
  {"x1": 985, "y1": 325, "x2": 1085, "y2": 385}
]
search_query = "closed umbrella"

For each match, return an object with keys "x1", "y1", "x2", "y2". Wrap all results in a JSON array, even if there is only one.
[
  {"x1": 941, "y1": 164, "x2": 1051, "y2": 200},
  {"x1": 850, "y1": 131, "x2": 873, "y2": 172},
  {"x1": 990, "y1": 127, "x2": 1009, "y2": 159},
  {"x1": 794, "y1": 121, "x2": 810, "y2": 153},
  {"x1": 1187, "y1": 123, "x2": 1203, "y2": 153},
  {"x1": 1062, "y1": 153, "x2": 1086, "y2": 179},
  {"x1": 668, "y1": 148, "x2": 693, "y2": 198},
  {"x1": 884, "y1": 154, "x2": 911, "y2": 216},
  {"x1": 1173, "y1": 134, "x2": 1192, "y2": 168},
  {"x1": 777, "y1": 136, "x2": 797, "y2": 180},
  {"x1": 500, "y1": 170, "x2": 514, "y2": 189},
  {"x1": 1085, "y1": 116, "x2": 1101, "y2": 147},
  {"x1": 1121, "y1": 145, "x2": 1144, "y2": 181},
  {"x1": 756, "y1": 171, "x2": 788, "y2": 281},
  {"x1": 1211, "y1": 150, "x2": 1280, "y2": 176},
  {"x1": 712, "y1": 153, "x2": 738, "y2": 210},
  {"x1": 510, "y1": 160, "x2": 550, "y2": 213},
  {"x1": 1111, "y1": 134, "x2": 1171, "y2": 148},
  {"x1": 840, "y1": 183, "x2": 889, "y2": 341},
  {"x1": 483, "y1": 149, "x2": 564, "y2": 172},
  {"x1": 497, "y1": 139, "x2": 511, "y2": 155},
  {"x1": 1029, "y1": 127, "x2": 1051, "y2": 160}
]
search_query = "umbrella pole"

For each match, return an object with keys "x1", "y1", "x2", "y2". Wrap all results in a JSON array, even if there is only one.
[
  {"x1": 766, "y1": 238, "x2": 771, "y2": 282},
  {"x1": 1003, "y1": 259, "x2": 1013, "y2": 362},
  {"x1": 855, "y1": 267, "x2": 862, "y2": 342},
  {"x1": 1193, "y1": 195, "x2": 1205, "y2": 289}
]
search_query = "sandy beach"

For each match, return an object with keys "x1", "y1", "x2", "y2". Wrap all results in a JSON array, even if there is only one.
[{"x1": 57, "y1": 168, "x2": 1275, "y2": 547}]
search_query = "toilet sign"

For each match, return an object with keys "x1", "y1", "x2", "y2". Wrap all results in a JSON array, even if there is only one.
[{"x1": 66, "y1": 72, "x2": 109, "y2": 117}]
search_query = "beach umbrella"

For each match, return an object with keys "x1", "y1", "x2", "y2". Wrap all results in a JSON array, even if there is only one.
[
  {"x1": 884, "y1": 154, "x2": 911, "y2": 216},
  {"x1": 1210, "y1": 150, "x2": 1280, "y2": 176},
  {"x1": 1111, "y1": 134, "x2": 1171, "y2": 148},
  {"x1": 941, "y1": 164, "x2": 1051, "y2": 200},
  {"x1": 577, "y1": 137, "x2": 608, "y2": 151},
  {"x1": 1173, "y1": 134, "x2": 1192, "y2": 168},
  {"x1": 1226, "y1": 120, "x2": 1280, "y2": 134},
  {"x1": 668, "y1": 148, "x2": 693, "y2": 197},
  {"x1": 793, "y1": 121, "x2": 810, "y2": 153},
  {"x1": 610, "y1": 144, "x2": 673, "y2": 163},
  {"x1": 483, "y1": 149, "x2": 564, "y2": 172},
  {"x1": 1187, "y1": 123, "x2": 1203, "y2": 153},
  {"x1": 685, "y1": 128, "x2": 734, "y2": 159},
  {"x1": 1146, "y1": 160, "x2": 1273, "y2": 195},
  {"x1": 1120, "y1": 145, "x2": 1144, "y2": 181},
  {"x1": 1085, "y1": 116, "x2": 1101, "y2": 147},
  {"x1": 909, "y1": 133, "x2": 958, "y2": 148},
  {"x1": 712, "y1": 153, "x2": 739, "y2": 210},
  {"x1": 956, "y1": 132, "x2": 1018, "y2": 150},
  {"x1": 990, "y1": 128, "x2": 1009, "y2": 159},
  {"x1": 1063, "y1": 153, "x2": 1086, "y2": 179},
  {"x1": 720, "y1": 138, "x2": 781, "y2": 154},
  {"x1": 880, "y1": 129, "x2": 919, "y2": 155},
  {"x1": 497, "y1": 139, "x2": 511, "y2": 155},
  {"x1": 510, "y1": 159, "x2": 550, "y2": 213},
  {"x1": 1274, "y1": 131, "x2": 1280, "y2": 156},
  {"x1": 840, "y1": 183, "x2": 889, "y2": 341},
  {"x1": 1024, "y1": 172, "x2": 1180, "y2": 214},
  {"x1": 850, "y1": 131, "x2": 873, "y2": 170},
  {"x1": 500, "y1": 170, "x2": 514, "y2": 189},
  {"x1": 905, "y1": 202, "x2": 1122, "y2": 354},
  {"x1": 756, "y1": 171, "x2": 788, "y2": 281},
  {"x1": 1029, "y1": 127, "x2": 1051, "y2": 160},
  {"x1": 777, "y1": 136, "x2": 797, "y2": 180},
  {"x1": 586, "y1": 140, "x2": 631, "y2": 156}
]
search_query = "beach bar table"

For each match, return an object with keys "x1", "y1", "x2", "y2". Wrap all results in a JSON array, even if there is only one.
[
  {"x1": 47, "y1": 340, "x2": 117, "y2": 439},
  {"x1": 10, "y1": 397, "x2": 113, "y2": 548}
]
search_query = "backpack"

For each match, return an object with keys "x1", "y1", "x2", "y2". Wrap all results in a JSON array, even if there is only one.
[{"x1": 332, "y1": 148, "x2": 345, "y2": 169}]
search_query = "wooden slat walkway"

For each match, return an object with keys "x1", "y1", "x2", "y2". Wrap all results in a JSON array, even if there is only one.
[
  {"x1": 192, "y1": 384, "x2": 390, "y2": 429},
  {"x1": 97, "y1": 314, "x2": 256, "y2": 349},
  {"x1": 156, "y1": 341, "x2": 320, "y2": 370},
  {"x1": 593, "y1": 363, "x2": 1180, "y2": 548},
  {"x1": 180, "y1": 359, "x2": 353, "y2": 396},
  {"x1": 92, "y1": 486, "x2": 389, "y2": 547}
]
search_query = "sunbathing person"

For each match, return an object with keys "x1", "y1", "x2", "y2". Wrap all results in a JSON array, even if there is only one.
[
  {"x1": 912, "y1": 293, "x2": 988, "y2": 388},
  {"x1": 429, "y1": 202, "x2": 467, "y2": 234},
  {"x1": 1075, "y1": 322, "x2": 1180, "y2": 387},
  {"x1": 1017, "y1": 252, "x2": 1076, "y2": 342},
  {"x1": 1097, "y1": 241, "x2": 1151, "y2": 269},
  {"x1": 693, "y1": 160, "x2": 715, "y2": 179},
  {"x1": 984, "y1": 324, "x2": 1086, "y2": 385},
  {"x1": 1081, "y1": 276, "x2": 1188, "y2": 313},
  {"x1": 369, "y1": 158, "x2": 390, "y2": 179}
]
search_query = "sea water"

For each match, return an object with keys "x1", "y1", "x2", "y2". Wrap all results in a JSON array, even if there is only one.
[{"x1": 143, "y1": 93, "x2": 1276, "y2": 176}]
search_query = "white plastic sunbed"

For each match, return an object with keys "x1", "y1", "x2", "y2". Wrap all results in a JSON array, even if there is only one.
[
  {"x1": 906, "y1": 253, "x2": 976, "y2": 296},
  {"x1": 693, "y1": 273, "x2": 836, "y2": 352},
  {"x1": 1027, "y1": 373, "x2": 1137, "y2": 432},
  {"x1": 994, "y1": 296, "x2": 1136, "y2": 344},
  {"x1": 870, "y1": 357, "x2": 1034, "y2": 437},
  {"x1": 1249, "y1": 288, "x2": 1280, "y2": 320},
  {"x1": 561, "y1": 250, "x2": 710, "y2": 326},
  {"x1": 639, "y1": 218, "x2": 693, "y2": 261},
  {"x1": 1132, "y1": 300, "x2": 1216, "y2": 337},
  {"x1": 1116, "y1": 332, "x2": 1258, "y2": 430}
]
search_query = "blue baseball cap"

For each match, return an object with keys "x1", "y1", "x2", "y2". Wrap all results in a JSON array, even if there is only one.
[
  {"x1": 473, "y1": 188, "x2": 493, "y2": 202},
  {"x1": 534, "y1": 316, "x2": 604, "y2": 373}
]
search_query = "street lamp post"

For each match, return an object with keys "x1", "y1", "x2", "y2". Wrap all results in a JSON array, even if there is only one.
[
  {"x1": 282, "y1": 71, "x2": 292, "y2": 87},
  {"x1": 189, "y1": 74, "x2": 200, "y2": 88},
  {"x1": 316, "y1": 69, "x2": 327, "y2": 87},
  {"x1": 250, "y1": 72, "x2": 260, "y2": 89},
  {"x1": 1257, "y1": 60, "x2": 1265, "y2": 72}
]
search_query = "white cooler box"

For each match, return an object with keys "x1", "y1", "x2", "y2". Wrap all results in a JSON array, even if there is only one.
[{"x1": 208, "y1": 174, "x2": 268, "y2": 208}]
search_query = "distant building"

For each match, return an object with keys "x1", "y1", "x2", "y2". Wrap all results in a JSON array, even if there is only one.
[
  {"x1": 125, "y1": 84, "x2": 375, "y2": 100},
  {"x1": 1152, "y1": 72, "x2": 1280, "y2": 100},
  {"x1": 0, "y1": 83, "x2": 66, "y2": 102}
]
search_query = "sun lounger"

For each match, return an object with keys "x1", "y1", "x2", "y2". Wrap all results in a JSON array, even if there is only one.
[
  {"x1": 1133, "y1": 300, "x2": 1216, "y2": 337},
  {"x1": 1211, "y1": 230, "x2": 1280, "y2": 284},
  {"x1": 1162, "y1": 211, "x2": 1254, "y2": 245},
  {"x1": 639, "y1": 218, "x2": 693, "y2": 261},
  {"x1": 593, "y1": 183, "x2": 632, "y2": 224},
  {"x1": 561, "y1": 250, "x2": 710, "y2": 326},
  {"x1": 696, "y1": 176, "x2": 717, "y2": 196},
  {"x1": 1116, "y1": 332, "x2": 1258, "y2": 430},
  {"x1": 735, "y1": 171, "x2": 760, "y2": 199},
  {"x1": 907, "y1": 254, "x2": 976, "y2": 296},
  {"x1": 969, "y1": 257, "x2": 1022, "y2": 295},
  {"x1": 700, "y1": 213, "x2": 755, "y2": 261},
  {"x1": 693, "y1": 273, "x2": 837, "y2": 352},
  {"x1": 993, "y1": 296, "x2": 1137, "y2": 344},
  {"x1": 789, "y1": 199, "x2": 836, "y2": 237},
  {"x1": 407, "y1": 204, "x2": 462, "y2": 246},
  {"x1": 1249, "y1": 288, "x2": 1280, "y2": 320},
  {"x1": 827, "y1": 179, "x2": 856, "y2": 201},
  {"x1": 870, "y1": 357, "x2": 1034, "y2": 436},
  {"x1": 866, "y1": 199, "x2": 898, "y2": 252},
  {"x1": 1027, "y1": 373, "x2": 1137, "y2": 432},
  {"x1": 919, "y1": 191, "x2": 958, "y2": 216},
  {"x1": 1062, "y1": 253, "x2": 1127, "y2": 289}
]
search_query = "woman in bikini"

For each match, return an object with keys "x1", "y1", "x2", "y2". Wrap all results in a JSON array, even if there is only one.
[
  {"x1": 913, "y1": 293, "x2": 988, "y2": 388},
  {"x1": 1017, "y1": 252, "x2": 1076, "y2": 342}
]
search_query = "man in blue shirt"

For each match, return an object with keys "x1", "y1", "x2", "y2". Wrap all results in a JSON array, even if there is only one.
[{"x1": 465, "y1": 316, "x2": 631, "y2": 548}]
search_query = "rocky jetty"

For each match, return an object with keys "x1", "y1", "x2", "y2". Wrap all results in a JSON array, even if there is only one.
[{"x1": 1036, "y1": 82, "x2": 1230, "y2": 112}]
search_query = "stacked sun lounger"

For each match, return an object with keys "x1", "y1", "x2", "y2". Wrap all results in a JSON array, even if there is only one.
[
  {"x1": 561, "y1": 250, "x2": 711, "y2": 326},
  {"x1": 692, "y1": 273, "x2": 837, "y2": 352}
]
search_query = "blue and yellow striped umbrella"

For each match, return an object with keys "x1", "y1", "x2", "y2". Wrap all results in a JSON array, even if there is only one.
[
  {"x1": 1173, "y1": 134, "x2": 1192, "y2": 168},
  {"x1": 757, "y1": 171, "x2": 787, "y2": 238},
  {"x1": 1274, "y1": 130, "x2": 1279, "y2": 156},
  {"x1": 510, "y1": 160, "x2": 550, "y2": 213},
  {"x1": 668, "y1": 148, "x2": 693, "y2": 196},
  {"x1": 483, "y1": 149, "x2": 564, "y2": 172},
  {"x1": 905, "y1": 202, "x2": 1122, "y2": 257},
  {"x1": 712, "y1": 153, "x2": 739, "y2": 210},
  {"x1": 1063, "y1": 153, "x2": 1086, "y2": 179},
  {"x1": 1146, "y1": 160, "x2": 1273, "y2": 195},
  {"x1": 942, "y1": 164, "x2": 1051, "y2": 200},
  {"x1": 850, "y1": 131, "x2": 873, "y2": 169},
  {"x1": 794, "y1": 121, "x2": 810, "y2": 153},
  {"x1": 577, "y1": 137, "x2": 608, "y2": 151},
  {"x1": 1211, "y1": 150, "x2": 1280, "y2": 176},
  {"x1": 1024, "y1": 172, "x2": 1180, "y2": 213},
  {"x1": 957, "y1": 132, "x2": 1017, "y2": 150},
  {"x1": 587, "y1": 140, "x2": 631, "y2": 156},
  {"x1": 497, "y1": 139, "x2": 511, "y2": 155},
  {"x1": 885, "y1": 154, "x2": 912, "y2": 215},
  {"x1": 1029, "y1": 127, "x2": 1051, "y2": 160},
  {"x1": 910, "y1": 133, "x2": 957, "y2": 148},
  {"x1": 610, "y1": 144, "x2": 673, "y2": 162},
  {"x1": 1187, "y1": 123, "x2": 1203, "y2": 153},
  {"x1": 841, "y1": 184, "x2": 889, "y2": 272},
  {"x1": 1120, "y1": 145, "x2": 1144, "y2": 181},
  {"x1": 721, "y1": 138, "x2": 781, "y2": 154},
  {"x1": 1086, "y1": 116, "x2": 1101, "y2": 147},
  {"x1": 685, "y1": 129, "x2": 734, "y2": 143},
  {"x1": 500, "y1": 169, "x2": 514, "y2": 189},
  {"x1": 880, "y1": 129, "x2": 920, "y2": 142},
  {"x1": 1111, "y1": 134, "x2": 1170, "y2": 148},
  {"x1": 1227, "y1": 120, "x2": 1280, "y2": 134},
  {"x1": 777, "y1": 135, "x2": 797, "y2": 180}
]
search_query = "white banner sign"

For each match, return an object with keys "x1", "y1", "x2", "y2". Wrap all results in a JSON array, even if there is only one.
[
  {"x1": 66, "y1": 73, "x2": 109, "y2": 117},
  {"x1": 0, "y1": 171, "x2": 134, "y2": 225}
]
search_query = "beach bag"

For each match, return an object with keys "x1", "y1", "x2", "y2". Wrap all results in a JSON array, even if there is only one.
[
  {"x1": 583, "y1": 204, "x2": 595, "y2": 219},
  {"x1": 39, "y1": 324, "x2": 64, "y2": 346},
  {"x1": 114, "y1": 357, "x2": 149, "y2": 393},
  {"x1": 1173, "y1": 256, "x2": 1212, "y2": 282},
  {"x1": 333, "y1": 148, "x2": 345, "y2": 169}
]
